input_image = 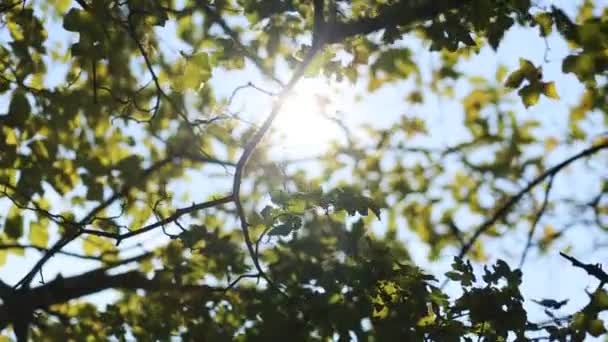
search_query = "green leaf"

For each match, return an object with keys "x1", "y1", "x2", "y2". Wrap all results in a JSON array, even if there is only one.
[
  {"x1": 55, "y1": 0, "x2": 72, "y2": 12},
  {"x1": 269, "y1": 215, "x2": 302, "y2": 236},
  {"x1": 519, "y1": 58, "x2": 540, "y2": 80},
  {"x1": 518, "y1": 84, "x2": 541, "y2": 108},
  {"x1": 504, "y1": 70, "x2": 525, "y2": 88},
  {"x1": 177, "y1": 52, "x2": 212, "y2": 91},
  {"x1": 86, "y1": 181, "x2": 105, "y2": 202},
  {"x1": 83, "y1": 238, "x2": 98, "y2": 256},
  {"x1": 592, "y1": 289, "x2": 608, "y2": 310},
  {"x1": 535, "y1": 13, "x2": 553, "y2": 37},
  {"x1": 542, "y1": 81, "x2": 560, "y2": 99},
  {"x1": 4, "y1": 206, "x2": 23, "y2": 240},
  {"x1": 29, "y1": 219, "x2": 50, "y2": 247},
  {"x1": 588, "y1": 319, "x2": 606, "y2": 337},
  {"x1": 63, "y1": 8, "x2": 90, "y2": 32},
  {"x1": 178, "y1": 226, "x2": 207, "y2": 248},
  {"x1": 563, "y1": 54, "x2": 596, "y2": 82},
  {"x1": 447, "y1": 257, "x2": 476, "y2": 286},
  {"x1": 5, "y1": 91, "x2": 30, "y2": 127},
  {"x1": 323, "y1": 187, "x2": 382, "y2": 219}
]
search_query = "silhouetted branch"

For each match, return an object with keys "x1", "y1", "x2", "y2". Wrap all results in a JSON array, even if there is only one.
[
  {"x1": 560, "y1": 252, "x2": 608, "y2": 284},
  {"x1": 231, "y1": 3, "x2": 328, "y2": 292},
  {"x1": 327, "y1": 0, "x2": 471, "y2": 43},
  {"x1": 198, "y1": 0, "x2": 285, "y2": 86},
  {"x1": 82, "y1": 195, "x2": 234, "y2": 241},
  {"x1": 459, "y1": 142, "x2": 608, "y2": 258},
  {"x1": 13, "y1": 158, "x2": 173, "y2": 290}
]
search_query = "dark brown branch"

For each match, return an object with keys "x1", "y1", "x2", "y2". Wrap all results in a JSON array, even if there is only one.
[
  {"x1": 227, "y1": 82, "x2": 278, "y2": 107},
  {"x1": 0, "y1": 183, "x2": 71, "y2": 225},
  {"x1": 0, "y1": 269, "x2": 197, "y2": 335},
  {"x1": 459, "y1": 142, "x2": 608, "y2": 258},
  {"x1": 32, "y1": 271, "x2": 157, "y2": 307},
  {"x1": 13, "y1": 158, "x2": 174, "y2": 290},
  {"x1": 0, "y1": 252, "x2": 152, "y2": 339},
  {"x1": 327, "y1": 0, "x2": 471, "y2": 43},
  {"x1": 19, "y1": 252, "x2": 151, "y2": 306},
  {"x1": 312, "y1": 0, "x2": 326, "y2": 46},
  {"x1": 12, "y1": 152, "x2": 234, "y2": 291},
  {"x1": 560, "y1": 252, "x2": 608, "y2": 284},
  {"x1": 126, "y1": 12, "x2": 165, "y2": 120},
  {"x1": 80, "y1": 158, "x2": 173, "y2": 225},
  {"x1": 0, "y1": 281, "x2": 12, "y2": 300},
  {"x1": 82, "y1": 195, "x2": 234, "y2": 241},
  {"x1": 230, "y1": 4, "x2": 328, "y2": 290}
]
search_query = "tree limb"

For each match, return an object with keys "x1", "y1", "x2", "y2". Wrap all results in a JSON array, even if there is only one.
[
  {"x1": 231, "y1": 3, "x2": 329, "y2": 292},
  {"x1": 459, "y1": 142, "x2": 608, "y2": 258},
  {"x1": 560, "y1": 252, "x2": 608, "y2": 284},
  {"x1": 327, "y1": 0, "x2": 471, "y2": 43}
]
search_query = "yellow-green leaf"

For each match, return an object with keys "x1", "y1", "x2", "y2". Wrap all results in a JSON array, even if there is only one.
[
  {"x1": 83, "y1": 238, "x2": 98, "y2": 256},
  {"x1": 535, "y1": 13, "x2": 553, "y2": 37},
  {"x1": 504, "y1": 70, "x2": 525, "y2": 88},
  {"x1": 544, "y1": 137, "x2": 558, "y2": 152},
  {"x1": 55, "y1": 0, "x2": 72, "y2": 12},
  {"x1": 29, "y1": 220, "x2": 50, "y2": 247},
  {"x1": 519, "y1": 58, "x2": 538, "y2": 76},
  {"x1": 4, "y1": 206, "x2": 23, "y2": 240},
  {"x1": 178, "y1": 52, "x2": 212, "y2": 91},
  {"x1": 495, "y1": 64, "x2": 508, "y2": 82},
  {"x1": 542, "y1": 81, "x2": 560, "y2": 99},
  {"x1": 518, "y1": 84, "x2": 541, "y2": 108}
]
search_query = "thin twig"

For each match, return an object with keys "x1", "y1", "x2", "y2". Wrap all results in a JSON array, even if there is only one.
[
  {"x1": 197, "y1": 0, "x2": 285, "y2": 87},
  {"x1": 82, "y1": 195, "x2": 234, "y2": 241},
  {"x1": 0, "y1": 244, "x2": 117, "y2": 262},
  {"x1": 519, "y1": 174, "x2": 555, "y2": 268}
]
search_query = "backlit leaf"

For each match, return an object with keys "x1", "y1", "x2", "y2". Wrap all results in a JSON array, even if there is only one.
[{"x1": 542, "y1": 81, "x2": 560, "y2": 99}]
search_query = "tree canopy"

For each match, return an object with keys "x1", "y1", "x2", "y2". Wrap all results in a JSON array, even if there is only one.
[{"x1": 0, "y1": 0, "x2": 608, "y2": 340}]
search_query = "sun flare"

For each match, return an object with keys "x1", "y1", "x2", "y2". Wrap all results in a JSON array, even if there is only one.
[{"x1": 270, "y1": 78, "x2": 350, "y2": 156}]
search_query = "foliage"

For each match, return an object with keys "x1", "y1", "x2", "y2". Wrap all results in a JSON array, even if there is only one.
[{"x1": 0, "y1": 0, "x2": 607, "y2": 341}]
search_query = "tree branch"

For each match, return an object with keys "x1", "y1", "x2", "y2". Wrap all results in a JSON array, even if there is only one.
[
  {"x1": 459, "y1": 142, "x2": 608, "y2": 258},
  {"x1": 560, "y1": 252, "x2": 608, "y2": 284},
  {"x1": 82, "y1": 195, "x2": 234, "y2": 241},
  {"x1": 13, "y1": 157, "x2": 174, "y2": 290},
  {"x1": 0, "y1": 244, "x2": 118, "y2": 263},
  {"x1": 198, "y1": 0, "x2": 285, "y2": 87},
  {"x1": 230, "y1": 3, "x2": 329, "y2": 291},
  {"x1": 519, "y1": 175, "x2": 554, "y2": 268},
  {"x1": 327, "y1": 0, "x2": 471, "y2": 43}
]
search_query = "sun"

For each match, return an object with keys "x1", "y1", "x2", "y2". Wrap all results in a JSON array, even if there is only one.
[{"x1": 271, "y1": 78, "x2": 349, "y2": 156}]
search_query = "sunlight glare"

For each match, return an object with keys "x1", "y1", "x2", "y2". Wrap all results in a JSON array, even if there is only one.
[{"x1": 272, "y1": 78, "x2": 349, "y2": 155}]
